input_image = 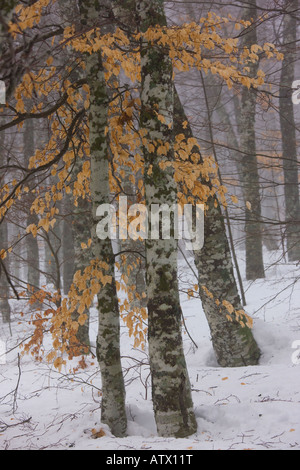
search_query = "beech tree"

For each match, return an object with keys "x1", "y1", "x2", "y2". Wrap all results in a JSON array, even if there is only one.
[
  {"x1": 113, "y1": 0, "x2": 261, "y2": 371},
  {"x1": 0, "y1": 221, "x2": 11, "y2": 324},
  {"x1": 174, "y1": 92, "x2": 261, "y2": 368},
  {"x1": 69, "y1": 156, "x2": 92, "y2": 350},
  {"x1": 0, "y1": 123, "x2": 11, "y2": 324},
  {"x1": 239, "y1": 0, "x2": 265, "y2": 281},
  {"x1": 279, "y1": 0, "x2": 300, "y2": 262},
  {"x1": 137, "y1": 0, "x2": 197, "y2": 438},
  {"x1": 78, "y1": 0, "x2": 127, "y2": 437},
  {"x1": 24, "y1": 117, "x2": 40, "y2": 292},
  {"x1": 0, "y1": 0, "x2": 287, "y2": 440},
  {"x1": 57, "y1": 0, "x2": 91, "y2": 350}
]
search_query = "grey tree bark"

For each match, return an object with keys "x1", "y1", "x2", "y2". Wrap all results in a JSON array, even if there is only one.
[
  {"x1": 57, "y1": 0, "x2": 90, "y2": 350},
  {"x1": 239, "y1": 0, "x2": 265, "y2": 281},
  {"x1": 174, "y1": 92, "x2": 261, "y2": 368},
  {"x1": 70, "y1": 159, "x2": 92, "y2": 351},
  {"x1": 0, "y1": 0, "x2": 22, "y2": 101},
  {"x1": 0, "y1": 218, "x2": 11, "y2": 324},
  {"x1": 138, "y1": 0, "x2": 197, "y2": 438},
  {"x1": 279, "y1": 0, "x2": 300, "y2": 261},
  {"x1": 0, "y1": 222, "x2": 11, "y2": 324},
  {"x1": 0, "y1": 118, "x2": 11, "y2": 324},
  {"x1": 24, "y1": 117, "x2": 40, "y2": 292},
  {"x1": 79, "y1": 0, "x2": 127, "y2": 437},
  {"x1": 62, "y1": 196, "x2": 75, "y2": 297}
]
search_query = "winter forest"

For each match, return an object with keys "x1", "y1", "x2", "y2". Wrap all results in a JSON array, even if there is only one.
[{"x1": 0, "y1": 0, "x2": 300, "y2": 452}]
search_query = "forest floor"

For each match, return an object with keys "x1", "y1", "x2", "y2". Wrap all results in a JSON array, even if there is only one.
[{"x1": 0, "y1": 249, "x2": 300, "y2": 450}]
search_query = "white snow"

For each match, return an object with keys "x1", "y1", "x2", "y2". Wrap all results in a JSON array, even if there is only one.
[{"x1": 0, "y1": 249, "x2": 299, "y2": 450}]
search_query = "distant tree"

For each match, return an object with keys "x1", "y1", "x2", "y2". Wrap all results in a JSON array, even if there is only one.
[
  {"x1": 239, "y1": 0, "x2": 265, "y2": 281},
  {"x1": 174, "y1": 91, "x2": 261, "y2": 368},
  {"x1": 279, "y1": 0, "x2": 300, "y2": 261},
  {"x1": 24, "y1": 117, "x2": 40, "y2": 292}
]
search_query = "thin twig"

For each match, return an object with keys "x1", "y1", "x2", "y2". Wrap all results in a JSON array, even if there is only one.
[{"x1": 13, "y1": 353, "x2": 22, "y2": 414}]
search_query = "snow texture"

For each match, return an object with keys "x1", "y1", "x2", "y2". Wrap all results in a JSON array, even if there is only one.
[{"x1": 0, "y1": 250, "x2": 299, "y2": 450}]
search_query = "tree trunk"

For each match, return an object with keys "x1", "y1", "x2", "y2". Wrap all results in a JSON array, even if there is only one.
[
  {"x1": 138, "y1": 0, "x2": 197, "y2": 438},
  {"x1": 0, "y1": 0, "x2": 22, "y2": 101},
  {"x1": 279, "y1": 0, "x2": 300, "y2": 261},
  {"x1": 24, "y1": 118, "x2": 40, "y2": 292},
  {"x1": 71, "y1": 159, "x2": 92, "y2": 351},
  {"x1": 118, "y1": 161, "x2": 147, "y2": 310},
  {"x1": 0, "y1": 117, "x2": 11, "y2": 324},
  {"x1": 57, "y1": 0, "x2": 90, "y2": 349},
  {"x1": 174, "y1": 91, "x2": 261, "y2": 368},
  {"x1": 62, "y1": 196, "x2": 75, "y2": 296},
  {"x1": 79, "y1": 0, "x2": 127, "y2": 438},
  {"x1": 239, "y1": 0, "x2": 265, "y2": 281},
  {"x1": 0, "y1": 220, "x2": 11, "y2": 324}
]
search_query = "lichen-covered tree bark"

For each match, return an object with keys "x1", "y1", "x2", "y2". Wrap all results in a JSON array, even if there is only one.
[
  {"x1": 174, "y1": 92, "x2": 261, "y2": 368},
  {"x1": 0, "y1": 0, "x2": 21, "y2": 101},
  {"x1": 138, "y1": 0, "x2": 197, "y2": 438},
  {"x1": 0, "y1": 1, "x2": 17, "y2": 32},
  {"x1": 239, "y1": 0, "x2": 265, "y2": 281},
  {"x1": 0, "y1": 1, "x2": 17, "y2": 48},
  {"x1": 79, "y1": 0, "x2": 127, "y2": 438},
  {"x1": 279, "y1": 0, "x2": 300, "y2": 261}
]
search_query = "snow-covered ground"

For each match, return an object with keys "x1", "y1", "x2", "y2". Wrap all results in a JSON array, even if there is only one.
[{"x1": 0, "y1": 250, "x2": 299, "y2": 450}]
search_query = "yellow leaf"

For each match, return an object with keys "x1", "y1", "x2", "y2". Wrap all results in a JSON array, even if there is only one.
[
  {"x1": 54, "y1": 357, "x2": 66, "y2": 371},
  {"x1": 26, "y1": 224, "x2": 38, "y2": 238},
  {"x1": 157, "y1": 114, "x2": 166, "y2": 124},
  {"x1": 91, "y1": 428, "x2": 106, "y2": 439},
  {"x1": 222, "y1": 300, "x2": 234, "y2": 314},
  {"x1": 78, "y1": 314, "x2": 88, "y2": 326}
]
